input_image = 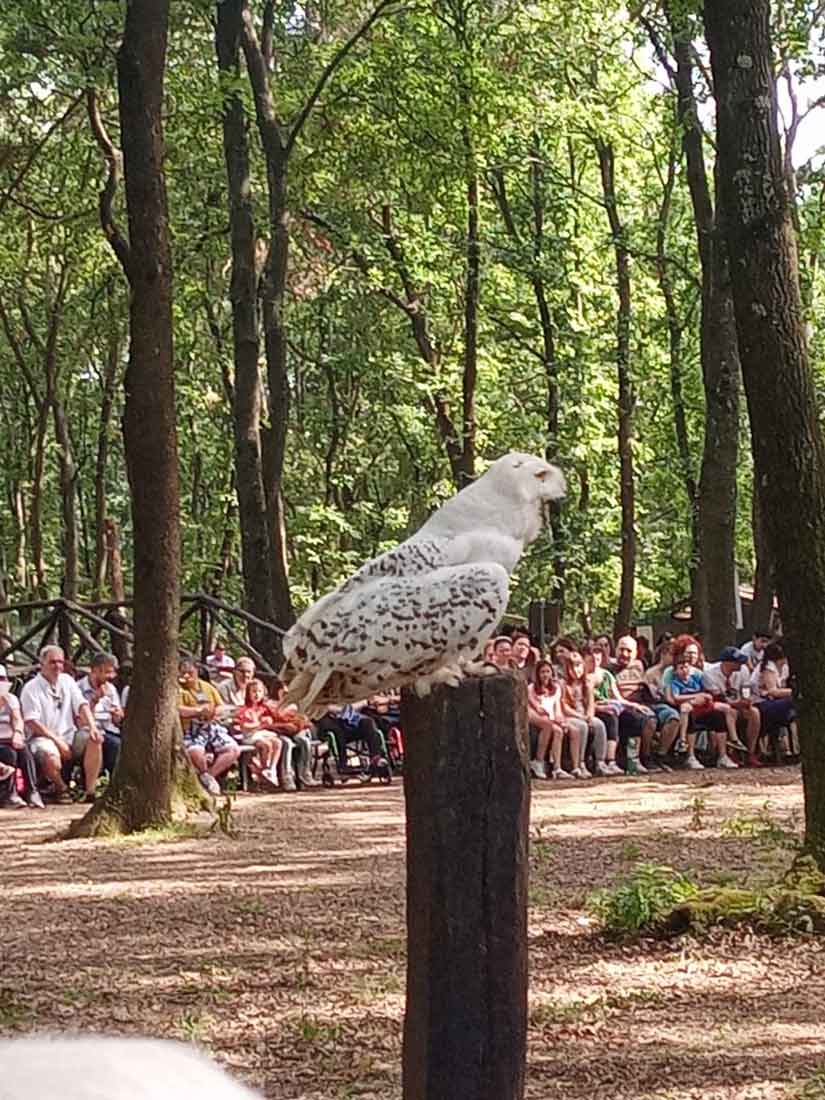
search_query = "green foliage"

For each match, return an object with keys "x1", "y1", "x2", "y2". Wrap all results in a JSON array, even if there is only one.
[{"x1": 588, "y1": 862, "x2": 699, "y2": 933}]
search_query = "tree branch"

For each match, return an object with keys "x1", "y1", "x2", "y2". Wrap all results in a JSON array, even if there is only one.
[
  {"x1": 0, "y1": 93, "x2": 84, "y2": 219},
  {"x1": 285, "y1": 0, "x2": 403, "y2": 156},
  {"x1": 86, "y1": 87, "x2": 132, "y2": 274}
]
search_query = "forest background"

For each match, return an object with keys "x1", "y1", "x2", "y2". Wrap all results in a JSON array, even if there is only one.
[{"x1": 1, "y1": 0, "x2": 823, "y2": 657}]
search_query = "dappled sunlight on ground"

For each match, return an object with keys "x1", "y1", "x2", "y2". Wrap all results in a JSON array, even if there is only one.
[{"x1": 0, "y1": 767, "x2": 821, "y2": 1099}]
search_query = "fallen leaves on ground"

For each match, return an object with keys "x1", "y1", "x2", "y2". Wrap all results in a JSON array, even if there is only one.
[{"x1": 1, "y1": 766, "x2": 823, "y2": 1099}]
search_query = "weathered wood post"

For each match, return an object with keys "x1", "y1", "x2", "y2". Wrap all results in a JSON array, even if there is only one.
[{"x1": 401, "y1": 673, "x2": 530, "y2": 1100}]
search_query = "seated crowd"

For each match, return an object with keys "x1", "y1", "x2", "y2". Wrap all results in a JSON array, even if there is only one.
[
  {"x1": 0, "y1": 625, "x2": 796, "y2": 808},
  {"x1": 0, "y1": 643, "x2": 396, "y2": 809},
  {"x1": 486, "y1": 625, "x2": 797, "y2": 780}
]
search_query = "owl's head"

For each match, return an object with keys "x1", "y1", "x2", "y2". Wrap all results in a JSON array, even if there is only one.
[{"x1": 483, "y1": 452, "x2": 566, "y2": 504}]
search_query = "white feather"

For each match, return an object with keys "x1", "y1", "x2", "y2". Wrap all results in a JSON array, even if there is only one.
[{"x1": 280, "y1": 452, "x2": 565, "y2": 712}]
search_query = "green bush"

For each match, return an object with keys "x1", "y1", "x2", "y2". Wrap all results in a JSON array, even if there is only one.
[{"x1": 588, "y1": 863, "x2": 698, "y2": 934}]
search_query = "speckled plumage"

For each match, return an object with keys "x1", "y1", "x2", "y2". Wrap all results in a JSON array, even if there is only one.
[{"x1": 280, "y1": 452, "x2": 566, "y2": 712}]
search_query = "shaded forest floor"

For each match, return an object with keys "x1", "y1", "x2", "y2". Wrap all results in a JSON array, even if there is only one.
[{"x1": 1, "y1": 767, "x2": 823, "y2": 1099}]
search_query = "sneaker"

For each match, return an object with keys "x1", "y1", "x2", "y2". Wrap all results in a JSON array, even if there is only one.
[
  {"x1": 653, "y1": 753, "x2": 673, "y2": 772},
  {"x1": 552, "y1": 768, "x2": 574, "y2": 779},
  {"x1": 674, "y1": 738, "x2": 688, "y2": 754},
  {"x1": 634, "y1": 760, "x2": 649, "y2": 774},
  {"x1": 595, "y1": 761, "x2": 613, "y2": 777},
  {"x1": 747, "y1": 753, "x2": 763, "y2": 769},
  {"x1": 282, "y1": 773, "x2": 297, "y2": 792},
  {"x1": 3, "y1": 790, "x2": 26, "y2": 809},
  {"x1": 685, "y1": 754, "x2": 704, "y2": 771},
  {"x1": 717, "y1": 754, "x2": 739, "y2": 769},
  {"x1": 261, "y1": 768, "x2": 280, "y2": 790},
  {"x1": 530, "y1": 760, "x2": 549, "y2": 780},
  {"x1": 27, "y1": 789, "x2": 46, "y2": 810},
  {"x1": 640, "y1": 756, "x2": 661, "y2": 772},
  {"x1": 604, "y1": 761, "x2": 625, "y2": 776},
  {"x1": 299, "y1": 767, "x2": 320, "y2": 787},
  {"x1": 727, "y1": 736, "x2": 748, "y2": 753},
  {"x1": 199, "y1": 772, "x2": 220, "y2": 796},
  {"x1": 571, "y1": 765, "x2": 591, "y2": 780}
]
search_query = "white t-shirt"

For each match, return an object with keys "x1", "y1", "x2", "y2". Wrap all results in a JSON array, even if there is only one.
[
  {"x1": 218, "y1": 679, "x2": 245, "y2": 708},
  {"x1": 0, "y1": 692, "x2": 22, "y2": 742},
  {"x1": 20, "y1": 672, "x2": 86, "y2": 744},
  {"x1": 77, "y1": 676, "x2": 122, "y2": 732},
  {"x1": 702, "y1": 662, "x2": 749, "y2": 701}
]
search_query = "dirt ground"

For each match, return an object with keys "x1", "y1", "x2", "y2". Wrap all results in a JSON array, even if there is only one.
[{"x1": 1, "y1": 766, "x2": 823, "y2": 1100}]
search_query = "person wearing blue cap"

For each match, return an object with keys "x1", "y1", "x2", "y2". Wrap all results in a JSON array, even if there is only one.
[{"x1": 703, "y1": 647, "x2": 762, "y2": 766}]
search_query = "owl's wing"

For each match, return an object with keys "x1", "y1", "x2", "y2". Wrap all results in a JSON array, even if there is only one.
[{"x1": 280, "y1": 560, "x2": 509, "y2": 713}]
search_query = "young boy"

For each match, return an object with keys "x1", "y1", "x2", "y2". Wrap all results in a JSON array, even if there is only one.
[{"x1": 666, "y1": 656, "x2": 739, "y2": 770}]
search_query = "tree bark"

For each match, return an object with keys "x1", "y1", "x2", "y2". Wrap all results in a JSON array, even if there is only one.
[
  {"x1": 704, "y1": 0, "x2": 825, "y2": 861},
  {"x1": 215, "y1": 0, "x2": 279, "y2": 664},
  {"x1": 93, "y1": 322, "x2": 120, "y2": 600},
  {"x1": 52, "y1": 397, "x2": 79, "y2": 601},
  {"x1": 71, "y1": 0, "x2": 185, "y2": 835},
  {"x1": 402, "y1": 675, "x2": 529, "y2": 1100},
  {"x1": 751, "y1": 489, "x2": 774, "y2": 628},
  {"x1": 670, "y1": 23, "x2": 741, "y2": 656},
  {"x1": 597, "y1": 140, "x2": 636, "y2": 636}
]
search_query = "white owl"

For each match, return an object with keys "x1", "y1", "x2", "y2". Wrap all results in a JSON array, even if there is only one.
[{"x1": 280, "y1": 452, "x2": 566, "y2": 712}]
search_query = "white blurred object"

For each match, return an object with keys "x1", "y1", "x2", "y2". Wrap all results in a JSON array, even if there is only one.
[{"x1": 0, "y1": 1035, "x2": 262, "y2": 1100}]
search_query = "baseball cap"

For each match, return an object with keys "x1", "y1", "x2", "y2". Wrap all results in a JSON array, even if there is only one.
[{"x1": 718, "y1": 646, "x2": 748, "y2": 664}]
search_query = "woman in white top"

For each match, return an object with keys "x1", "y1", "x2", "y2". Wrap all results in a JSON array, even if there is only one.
[
  {"x1": 750, "y1": 641, "x2": 797, "y2": 750},
  {"x1": 527, "y1": 660, "x2": 581, "y2": 780},
  {"x1": 0, "y1": 664, "x2": 43, "y2": 808}
]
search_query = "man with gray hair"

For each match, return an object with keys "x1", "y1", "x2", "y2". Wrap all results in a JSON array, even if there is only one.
[
  {"x1": 77, "y1": 652, "x2": 124, "y2": 776},
  {"x1": 20, "y1": 645, "x2": 103, "y2": 803}
]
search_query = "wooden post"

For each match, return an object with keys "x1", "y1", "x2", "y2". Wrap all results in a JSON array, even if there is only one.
[{"x1": 401, "y1": 674, "x2": 530, "y2": 1100}]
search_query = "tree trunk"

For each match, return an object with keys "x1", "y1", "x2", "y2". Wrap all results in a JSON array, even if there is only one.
[
  {"x1": 460, "y1": 138, "x2": 479, "y2": 488},
  {"x1": 93, "y1": 325, "x2": 120, "y2": 600},
  {"x1": 671, "y1": 24, "x2": 740, "y2": 656},
  {"x1": 215, "y1": 0, "x2": 279, "y2": 664},
  {"x1": 239, "y1": 6, "x2": 294, "y2": 635},
  {"x1": 704, "y1": 0, "x2": 825, "y2": 862},
  {"x1": 751, "y1": 489, "x2": 774, "y2": 628},
  {"x1": 30, "y1": 400, "x2": 49, "y2": 598},
  {"x1": 71, "y1": 0, "x2": 187, "y2": 836},
  {"x1": 597, "y1": 140, "x2": 636, "y2": 636},
  {"x1": 52, "y1": 397, "x2": 79, "y2": 601}
]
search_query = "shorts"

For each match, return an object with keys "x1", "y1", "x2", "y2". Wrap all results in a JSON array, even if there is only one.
[
  {"x1": 183, "y1": 721, "x2": 237, "y2": 754},
  {"x1": 652, "y1": 703, "x2": 678, "y2": 728},
  {"x1": 29, "y1": 729, "x2": 90, "y2": 765},
  {"x1": 243, "y1": 731, "x2": 273, "y2": 746}
]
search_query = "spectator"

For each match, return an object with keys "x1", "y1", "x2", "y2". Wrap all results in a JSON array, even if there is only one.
[
  {"x1": 205, "y1": 642, "x2": 235, "y2": 685},
  {"x1": 635, "y1": 634, "x2": 652, "y2": 669},
  {"x1": 77, "y1": 653, "x2": 124, "y2": 777},
  {"x1": 217, "y1": 656, "x2": 255, "y2": 719},
  {"x1": 527, "y1": 660, "x2": 579, "y2": 779},
  {"x1": 659, "y1": 634, "x2": 704, "y2": 693},
  {"x1": 702, "y1": 647, "x2": 760, "y2": 766},
  {"x1": 643, "y1": 639, "x2": 681, "y2": 762},
  {"x1": 264, "y1": 680, "x2": 319, "y2": 789},
  {"x1": 581, "y1": 644, "x2": 625, "y2": 774},
  {"x1": 316, "y1": 702, "x2": 388, "y2": 777},
  {"x1": 593, "y1": 634, "x2": 614, "y2": 665},
  {"x1": 178, "y1": 657, "x2": 240, "y2": 796},
  {"x1": 740, "y1": 626, "x2": 773, "y2": 671},
  {"x1": 560, "y1": 651, "x2": 610, "y2": 779},
  {"x1": 20, "y1": 645, "x2": 103, "y2": 804},
  {"x1": 750, "y1": 641, "x2": 797, "y2": 756},
  {"x1": 549, "y1": 636, "x2": 578, "y2": 679},
  {"x1": 490, "y1": 636, "x2": 514, "y2": 670},
  {"x1": 665, "y1": 652, "x2": 739, "y2": 770},
  {"x1": 610, "y1": 636, "x2": 658, "y2": 772},
  {"x1": 0, "y1": 664, "x2": 42, "y2": 809},
  {"x1": 511, "y1": 635, "x2": 538, "y2": 681},
  {"x1": 233, "y1": 679, "x2": 284, "y2": 788}
]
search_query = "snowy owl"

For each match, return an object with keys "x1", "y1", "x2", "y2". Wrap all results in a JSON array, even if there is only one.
[{"x1": 280, "y1": 452, "x2": 565, "y2": 712}]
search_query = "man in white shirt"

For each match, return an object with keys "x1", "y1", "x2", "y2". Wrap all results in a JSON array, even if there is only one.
[
  {"x1": 702, "y1": 647, "x2": 761, "y2": 766},
  {"x1": 77, "y1": 652, "x2": 124, "y2": 777},
  {"x1": 206, "y1": 643, "x2": 235, "y2": 686},
  {"x1": 216, "y1": 656, "x2": 255, "y2": 721},
  {"x1": 20, "y1": 645, "x2": 103, "y2": 804}
]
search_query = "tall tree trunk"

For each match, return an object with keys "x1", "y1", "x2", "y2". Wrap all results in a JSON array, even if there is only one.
[
  {"x1": 751, "y1": 490, "x2": 774, "y2": 628},
  {"x1": 72, "y1": 0, "x2": 187, "y2": 836},
  {"x1": 671, "y1": 23, "x2": 740, "y2": 656},
  {"x1": 93, "y1": 325, "x2": 120, "y2": 599},
  {"x1": 12, "y1": 482, "x2": 27, "y2": 591},
  {"x1": 597, "y1": 140, "x2": 636, "y2": 636},
  {"x1": 460, "y1": 129, "x2": 479, "y2": 488},
  {"x1": 30, "y1": 400, "x2": 48, "y2": 597},
  {"x1": 52, "y1": 397, "x2": 79, "y2": 601},
  {"x1": 240, "y1": 6, "x2": 294, "y2": 633},
  {"x1": 654, "y1": 128, "x2": 700, "y2": 596},
  {"x1": 705, "y1": 0, "x2": 825, "y2": 861},
  {"x1": 215, "y1": 0, "x2": 279, "y2": 662}
]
